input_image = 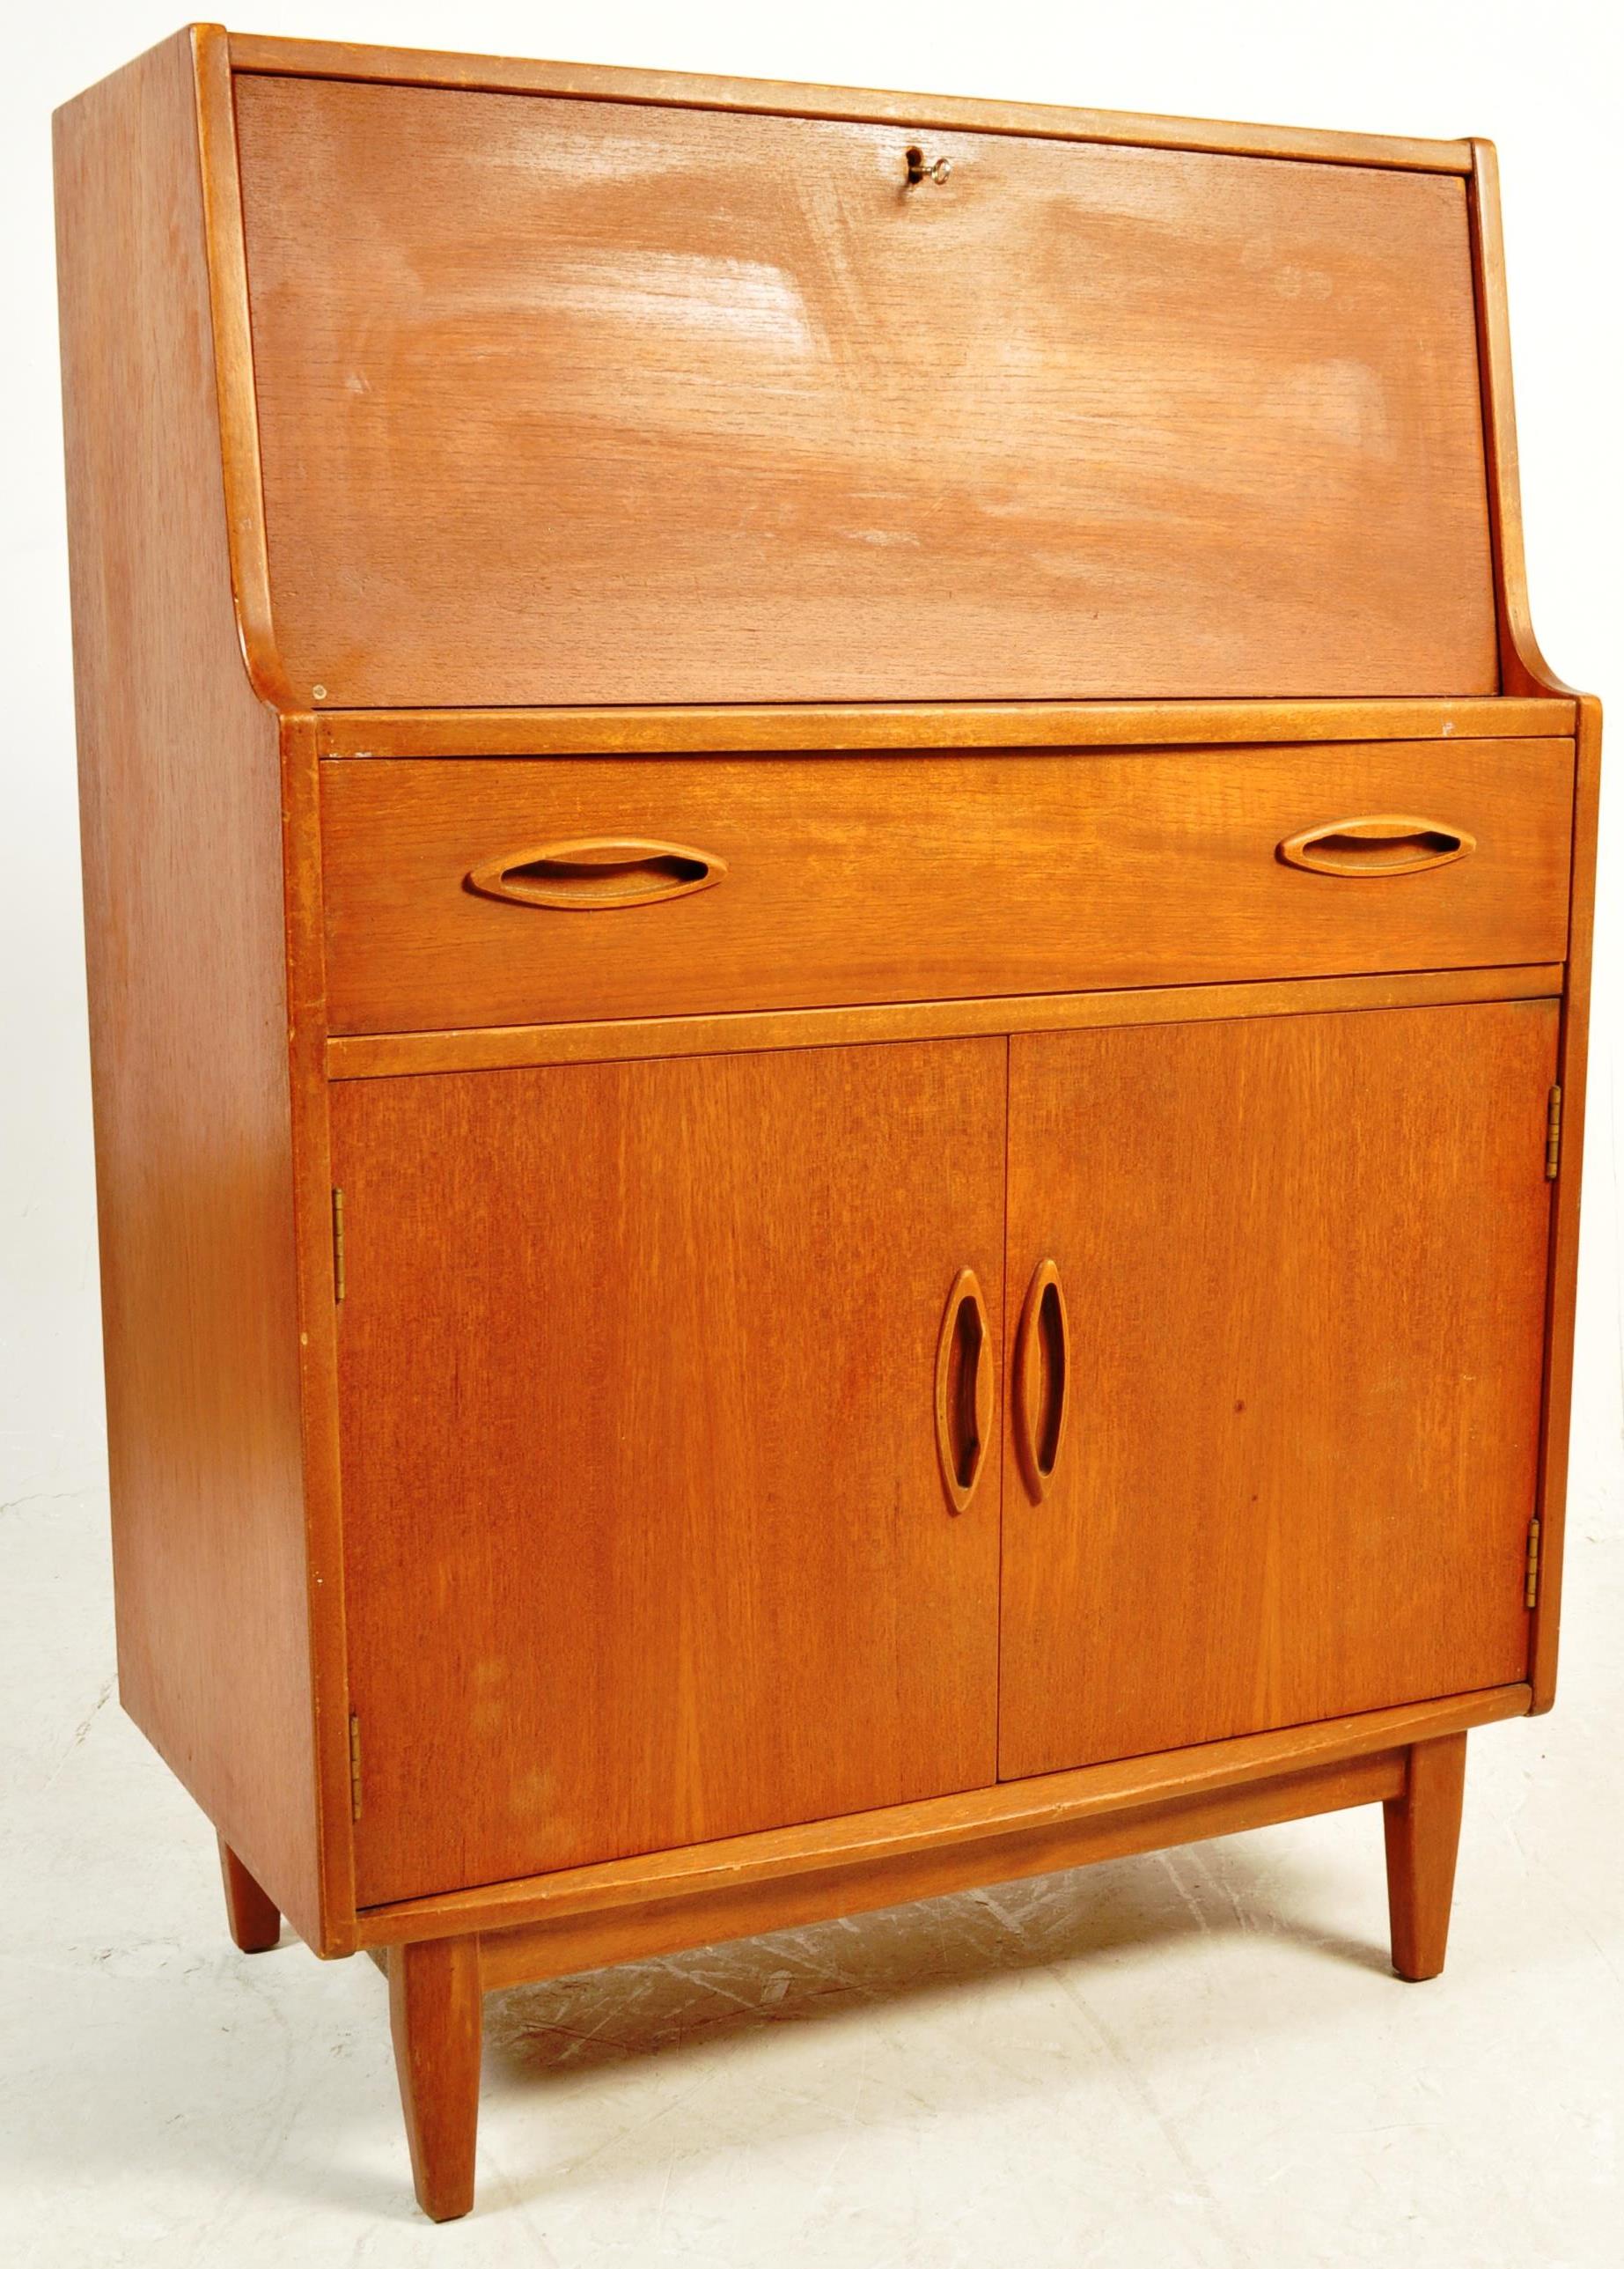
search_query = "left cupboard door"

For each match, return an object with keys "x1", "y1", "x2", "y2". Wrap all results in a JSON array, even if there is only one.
[{"x1": 330, "y1": 1041, "x2": 1005, "y2": 1906}]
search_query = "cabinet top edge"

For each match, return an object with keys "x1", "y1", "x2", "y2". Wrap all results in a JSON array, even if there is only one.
[
  {"x1": 307, "y1": 697, "x2": 1578, "y2": 760},
  {"x1": 223, "y1": 28, "x2": 1476, "y2": 174}
]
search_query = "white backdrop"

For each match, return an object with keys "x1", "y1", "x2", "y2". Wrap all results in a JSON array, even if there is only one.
[{"x1": 4, "y1": 0, "x2": 1620, "y2": 1530}]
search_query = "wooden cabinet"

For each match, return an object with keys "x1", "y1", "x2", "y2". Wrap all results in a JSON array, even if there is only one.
[{"x1": 56, "y1": 26, "x2": 1598, "y2": 2226}]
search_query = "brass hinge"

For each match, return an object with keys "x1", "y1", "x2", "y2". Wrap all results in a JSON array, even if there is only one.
[
  {"x1": 349, "y1": 1713, "x2": 363, "y2": 1821},
  {"x1": 331, "y1": 1187, "x2": 347, "y2": 1302},
  {"x1": 1545, "y1": 1086, "x2": 1563, "y2": 1181},
  {"x1": 1524, "y1": 1515, "x2": 1542, "y2": 1611}
]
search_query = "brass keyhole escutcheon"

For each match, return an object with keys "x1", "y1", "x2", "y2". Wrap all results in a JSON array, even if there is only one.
[{"x1": 905, "y1": 144, "x2": 952, "y2": 186}]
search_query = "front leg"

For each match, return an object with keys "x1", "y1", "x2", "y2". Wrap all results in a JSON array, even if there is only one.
[
  {"x1": 1383, "y1": 1731, "x2": 1467, "y2": 1982},
  {"x1": 389, "y1": 1935, "x2": 483, "y2": 2221}
]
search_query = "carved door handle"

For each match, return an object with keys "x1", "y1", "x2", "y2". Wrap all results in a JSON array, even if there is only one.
[
  {"x1": 1013, "y1": 1257, "x2": 1069, "y2": 1501},
  {"x1": 935, "y1": 1268, "x2": 992, "y2": 1514}
]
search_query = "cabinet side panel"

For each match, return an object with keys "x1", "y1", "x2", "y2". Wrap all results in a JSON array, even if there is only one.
[
  {"x1": 1530, "y1": 700, "x2": 1602, "y2": 1708},
  {"x1": 54, "y1": 31, "x2": 321, "y2": 1941}
]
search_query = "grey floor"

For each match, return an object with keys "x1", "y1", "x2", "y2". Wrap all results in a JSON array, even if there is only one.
[{"x1": 4, "y1": 1485, "x2": 1620, "y2": 2268}]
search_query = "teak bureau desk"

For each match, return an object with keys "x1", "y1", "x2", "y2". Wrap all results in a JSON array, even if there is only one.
[{"x1": 55, "y1": 26, "x2": 1599, "y2": 2222}]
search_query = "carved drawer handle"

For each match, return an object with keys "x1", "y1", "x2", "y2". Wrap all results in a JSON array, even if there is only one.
[
  {"x1": 1278, "y1": 816, "x2": 1474, "y2": 878},
  {"x1": 1013, "y1": 1258, "x2": 1069, "y2": 1503},
  {"x1": 467, "y1": 837, "x2": 726, "y2": 910},
  {"x1": 935, "y1": 1268, "x2": 992, "y2": 1515}
]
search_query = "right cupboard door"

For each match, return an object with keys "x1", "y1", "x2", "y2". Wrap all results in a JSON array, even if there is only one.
[{"x1": 998, "y1": 999, "x2": 1558, "y2": 1780}]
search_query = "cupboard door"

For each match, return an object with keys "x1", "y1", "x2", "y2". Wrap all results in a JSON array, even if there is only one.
[
  {"x1": 332, "y1": 1041, "x2": 1003, "y2": 1904},
  {"x1": 999, "y1": 1000, "x2": 1557, "y2": 1779}
]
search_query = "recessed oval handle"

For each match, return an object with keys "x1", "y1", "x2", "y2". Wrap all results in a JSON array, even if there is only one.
[
  {"x1": 467, "y1": 837, "x2": 726, "y2": 910},
  {"x1": 935, "y1": 1267, "x2": 992, "y2": 1516},
  {"x1": 1278, "y1": 815, "x2": 1474, "y2": 878},
  {"x1": 1014, "y1": 1258, "x2": 1069, "y2": 1503}
]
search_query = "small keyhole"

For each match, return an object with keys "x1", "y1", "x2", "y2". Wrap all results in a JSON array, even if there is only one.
[{"x1": 905, "y1": 144, "x2": 952, "y2": 187}]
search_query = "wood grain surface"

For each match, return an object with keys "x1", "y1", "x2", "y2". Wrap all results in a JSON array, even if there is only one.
[
  {"x1": 236, "y1": 74, "x2": 1497, "y2": 708},
  {"x1": 218, "y1": 1838, "x2": 282, "y2": 1954},
  {"x1": 998, "y1": 1000, "x2": 1558, "y2": 1779},
  {"x1": 1530, "y1": 694, "x2": 1602, "y2": 1708},
  {"x1": 476, "y1": 1754, "x2": 1408, "y2": 1991},
  {"x1": 193, "y1": 26, "x2": 290, "y2": 705},
  {"x1": 1461, "y1": 144, "x2": 1599, "y2": 1713},
  {"x1": 1384, "y1": 1733, "x2": 1467, "y2": 1981},
  {"x1": 227, "y1": 33, "x2": 1476, "y2": 173},
  {"x1": 314, "y1": 697, "x2": 1576, "y2": 759},
  {"x1": 332, "y1": 1042, "x2": 1004, "y2": 1904},
  {"x1": 325, "y1": 968, "x2": 1565, "y2": 1083},
  {"x1": 320, "y1": 742, "x2": 1572, "y2": 1035},
  {"x1": 356, "y1": 1683, "x2": 1530, "y2": 1946},
  {"x1": 1468, "y1": 140, "x2": 1575, "y2": 703},
  {"x1": 389, "y1": 1936, "x2": 481, "y2": 2221},
  {"x1": 54, "y1": 29, "x2": 323, "y2": 1946}
]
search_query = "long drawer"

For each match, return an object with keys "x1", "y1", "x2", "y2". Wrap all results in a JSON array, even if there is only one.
[{"x1": 320, "y1": 740, "x2": 1574, "y2": 1035}]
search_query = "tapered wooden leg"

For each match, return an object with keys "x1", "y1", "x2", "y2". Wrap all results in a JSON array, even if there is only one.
[
  {"x1": 389, "y1": 1936, "x2": 483, "y2": 2222},
  {"x1": 217, "y1": 1837, "x2": 281, "y2": 1953},
  {"x1": 1383, "y1": 1732, "x2": 1467, "y2": 1982}
]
